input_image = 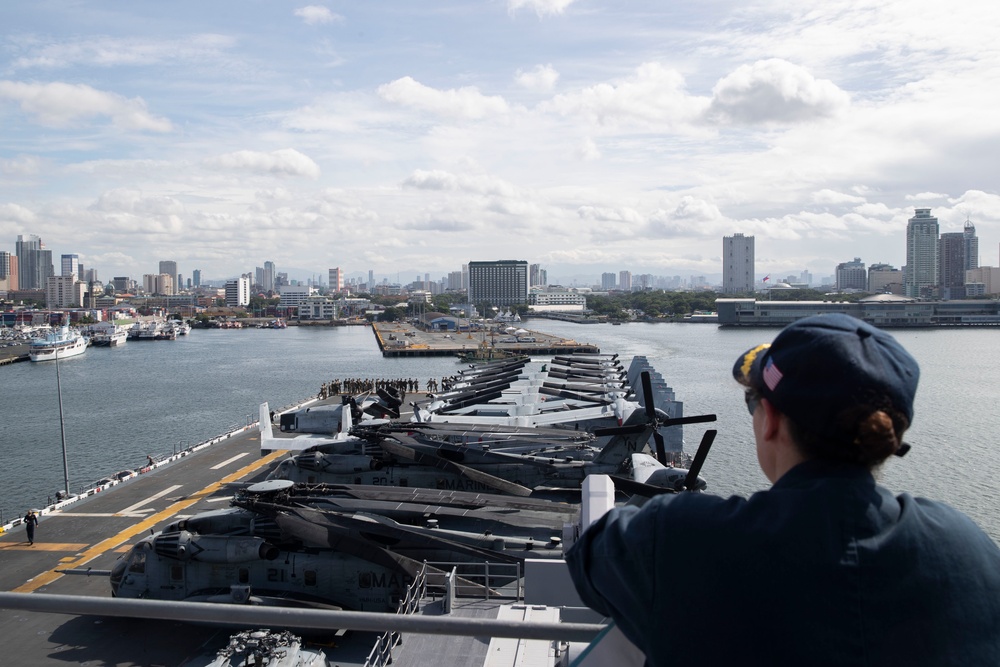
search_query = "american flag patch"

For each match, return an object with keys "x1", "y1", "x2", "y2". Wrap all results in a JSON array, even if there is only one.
[{"x1": 762, "y1": 358, "x2": 783, "y2": 391}]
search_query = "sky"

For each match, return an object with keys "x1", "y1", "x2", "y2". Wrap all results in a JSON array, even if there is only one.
[{"x1": 2, "y1": 0, "x2": 999, "y2": 286}]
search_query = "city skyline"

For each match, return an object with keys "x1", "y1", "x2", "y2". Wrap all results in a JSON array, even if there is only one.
[{"x1": 1, "y1": 2, "x2": 999, "y2": 283}]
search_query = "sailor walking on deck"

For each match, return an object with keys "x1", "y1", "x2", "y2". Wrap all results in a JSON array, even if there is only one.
[{"x1": 23, "y1": 510, "x2": 38, "y2": 546}]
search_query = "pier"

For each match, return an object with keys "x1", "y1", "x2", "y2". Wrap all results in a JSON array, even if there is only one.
[{"x1": 371, "y1": 322, "x2": 599, "y2": 357}]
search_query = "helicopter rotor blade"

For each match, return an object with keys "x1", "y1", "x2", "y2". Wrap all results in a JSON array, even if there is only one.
[{"x1": 684, "y1": 429, "x2": 716, "y2": 491}]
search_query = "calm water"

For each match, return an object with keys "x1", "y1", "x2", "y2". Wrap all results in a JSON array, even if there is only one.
[{"x1": 3, "y1": 322, "x2": 999, "y2": 541}]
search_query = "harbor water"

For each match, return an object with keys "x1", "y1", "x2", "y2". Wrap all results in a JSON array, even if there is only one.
[{"x1": 2, "y1": 321, "x2": 999, "y2": 542}]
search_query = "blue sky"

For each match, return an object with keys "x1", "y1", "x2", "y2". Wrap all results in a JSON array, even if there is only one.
[{"x1": 2, "y1": 0, "x2": 999, "y2": 285}]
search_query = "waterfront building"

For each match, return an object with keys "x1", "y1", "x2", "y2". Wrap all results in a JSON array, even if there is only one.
[
  {"x1": 835, "y1": 258, "x2": 867, "y2": 291},
  {"x1": 964, "y1": 219, "x2": 979, "y2": 270},
  {"x1": 468, "y1": 260, "x2": 529, "y2": 307},
  {"x1": 868, "y1": 263, "x2": 903, "y2": 294},
  {"x1": 722, "y1": 233, "x2": 754, "y2": 293},
  {"x1": 939, "y1": 232, "x2": 967, "y2": 299},
  {"x1": 529, "y1": 288, "x2": 587, "y2": 311},
  {"x1": 904, "y1": 208, "x2": 939, "y2": 298},
  {"x1": 619, "y1": 270, "x2": 632, "y2": 292},
  {"x1": 46, "y1": 274, "x2": 86, "y2": 308},
  {"x1": 16, "y1": 234, "x2": 53, "y2": 290},
  {"x1": 717, "y1": 297, "x2": 1000, "y2": 327},
  {"x1": 225, "y1": 276, "x2": 251, "y2": 307},
  {"x1": 278, "y1": 284, "x2": 313, "y2": 309},
  {"x1": 159, "y1": 261, "x2": 178, "y2": 295}
]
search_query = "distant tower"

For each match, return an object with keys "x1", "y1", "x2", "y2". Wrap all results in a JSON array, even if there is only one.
[
  {"x1": 328, "y1": 267, "x2": 343, "y2": 292},
  {"x1": 263, "y1": 261, "x2": 276, "y2": 291},
  {"x1": 904, "y1": 209, "x2": 939, "y2": 298},
  {"x1": 368, "y1": 269, "x2": 374, "y2": 289},
  {"x1": 964, "y1": 218, "x2": 979, "y2": 270},
  {"x1": 16, "y1": 234, "x2": 53, "y2": 290},
  {"x1": 192, "y1": 269, "x2": 202, "y2": 288},
  {"x1": 159, "y1": 261, "x2": 178, "y2": 295},
  {"x1": 939, "y1": 232, "x2": 966, "y2": 296},
  {"x1": 722, "y1": 233, "x2": 755, "y2": 293},
  {"x1": 601, "y1": 272, "x2": 617, "y2": 290},
  {"x1": 835, "y1": 258, "x2": 866, "y2": 291},
  {"x1": 61, "y1": 254, "x2": 80, "y2": 278},
  {"x1": 618, "y1": 271, "x2": 632, "y2": 291}
]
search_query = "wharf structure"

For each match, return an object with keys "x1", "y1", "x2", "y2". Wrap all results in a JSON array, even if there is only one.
[
  {"x1": 372, "y1": 322, "x2": 599, "y2": 357},
  {"x1": 717, "y1": 296, "x2": 1000, "y2": 327}
]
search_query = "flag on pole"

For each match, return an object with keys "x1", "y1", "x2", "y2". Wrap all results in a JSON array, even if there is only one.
[{"x1": 763, "y1": 275, "x2": 770, "y2": 283}]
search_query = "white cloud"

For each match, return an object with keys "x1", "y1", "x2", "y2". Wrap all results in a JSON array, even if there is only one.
[
  {"x1": 813, "y1": 189, "x2": 866, "y2": 205},
  {"x1": 203, "y1": 149, "x2": 321, "y2": 179},
  {"x1": 507, "y1": 0, "x2": 577, "y2": 18},
  {"x1": 906, "y1": 192, "x2": 948, "y2": 201},
  {"x1": 0, "y1": 203, "x2": 38, "y2": 224},
  {"x1": 515, "y1": 64, "x2": 559, "y2": 92},
  {"x1": 294, "y1": 6, "x2": 343, "y2": 25},
  {"x1": 0, "y1": 155, "x2": 42, "y2": 176},
  {"x1": 706, "y1": 59, "x2": 850, "y2": 125},
  {"x1": 542, "y1": 62, "x2": 709, "y2": 128},
  {"x1": 0, "y1": 80, "x2": 172, "y2": 131},
  {"x1": 8, "y1": 34, "x2": 237, "y2": 70},
  {"x1": 378, "y1": 77, "x2": 510, "y2": 119}
]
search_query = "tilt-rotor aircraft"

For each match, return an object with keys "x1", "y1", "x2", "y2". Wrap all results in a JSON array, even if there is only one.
[{"x1": 267, "y1": 367, "x2": 716, "y2": 496}]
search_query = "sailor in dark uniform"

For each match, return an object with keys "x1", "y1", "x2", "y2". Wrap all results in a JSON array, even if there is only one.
[{"x1": 566, "y1": 313, "x2": 1000, "y2": 666}]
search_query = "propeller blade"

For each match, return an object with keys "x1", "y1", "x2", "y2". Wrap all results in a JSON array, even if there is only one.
[
  {"x1": 376, "y1": 387, "x2": 402, "y2": 409},
  {"x1": 658, "y1": 413, "x2": 718, "y2": 427},
  {"x1": 378, "y1": 438, "x2": 533, "y2": 497},
  {"x1": 591, "y1": 424, "x2": 647, "y2": 437},
  {"x1": 363, "y1": 403, "x2": 400, "y2": 420},
  {"x1": 641, "y1": 371, "x2": 655, "y2": 420},
  {"x1": 653, "y1": 430, "x2": 666, "y2": 466},
  {"x1": 684, "y1": 429, "x2": 716, "y2": 491},
  {"x1": 609, "y1": 475, "x2": 676, "y2": 498}
]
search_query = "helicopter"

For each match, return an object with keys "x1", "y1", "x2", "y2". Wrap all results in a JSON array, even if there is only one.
[{"x1": 101, "y1": 479, "x2": 577, "y2": 612}]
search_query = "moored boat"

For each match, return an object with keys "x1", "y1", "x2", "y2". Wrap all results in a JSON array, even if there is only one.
[
  {"x1": 83, "y1": 322, "x2": 128, "y2": 347},
  {"x1": 29, "y1": 326, "x2": 88, "y2": 362}
]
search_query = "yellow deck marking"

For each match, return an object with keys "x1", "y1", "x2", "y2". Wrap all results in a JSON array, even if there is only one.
[
  {"x1": 13, "y1": 449, "x2": 285, "y2": 593},
  {"x1": 0, "y1": 543, "x2": 89, "y2": 552}
]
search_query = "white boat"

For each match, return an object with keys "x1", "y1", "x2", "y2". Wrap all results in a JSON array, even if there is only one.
[
  {"x1": 29, "y1": 326, "x2": 88, "y2": 362},
  {"x1": 84, "y1": 322, "x2": 128, "y2": 347}
]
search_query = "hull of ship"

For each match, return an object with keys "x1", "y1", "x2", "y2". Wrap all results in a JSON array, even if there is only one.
[{"x1": 91, "y1": 332, "x2": 128, "y2": 347}]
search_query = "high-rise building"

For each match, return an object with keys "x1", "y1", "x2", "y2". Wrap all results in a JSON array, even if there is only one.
[
  {"x1": 530, "y1": 263, "x2": 548, "y2": 288},
  {"x1": 61, "y1": 254, "x2": 80, "y2": 277},
  {"x1": 263, "y1": 261, "x2": 276, "y2": 292},
  {"x1": 618, "y1": 271, "x2": 632, "y2": 292},
  {"x1": 904, "y1": 209, "x2": 939, "y2": 298},
  {"x1": 964, "y1": 219, "x2": 979, "y2": 270},
  {"x1": 601, "y1": 272, "x2": 617, "y2": 290},
  {"x1": 468, "y1": 260, "x2": 529, "y2": 307},
  {"x1": 722, "y1": 233, "x2": 754, "y2": 293},
  {"x1": 836, "y1": 258, "x2": 867, "y2": 291},
  {"x1": 939, "y1": 232, "x2": 967, "y2": 297},
  {"x1": 112, "y1": 276, "x2": 131, "y2": 292},
  {"x1": 16, "y1": 234, "x2": 53, "y2": 290},
  {"x1": 0, "y1": 251, "x2": 18, "y2": 290},
  {"x1": 368, "y1": 270, "x2": 374, "y2": 290},
  {"x1": 158, "y1": 261, "x2": 178, "y2": 295},
  {"x1": 46, "y1": 275, "x2": 85, "y2": 308},
  {"x1": 225, "y1": 276, "x2": 251, "y2": 307},
  {"x1": 192, "y1": 269, "x2": 201, "y2": 287},
  {"x1": 328, "y1": 267, "x2": 343, "y2": 292}
]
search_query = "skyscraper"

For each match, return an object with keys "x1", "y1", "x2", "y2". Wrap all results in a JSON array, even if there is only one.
[
  {"x1": 618, "y1": 271, "x2": 632, "y2": 292},
  {"x1": 61, "y1": 254, "x2": 80, "y2": 277},
  {"x1": 159, "y1": 261, "x2": 178, "y2": 294},
  {"x1": 329, "y1": 267, "x2": 343, "y2": 292},
  {"x1": 16, "y1": 234, "x2": 53, "y2": 290},
  {"x1": 192, "y1": 269, "x2": 201, "y2": 288},
  {"x1": 964, "y1": 219, "x2": 979, "y2": 270},
  {"x1": 904, "y1": 209, "x2": 939, "y2": 298},
  {"x1": 263, "y1": 261, "x2": 276, "y2": 292},
  {"x1": 939, "y1": 232, "x2": 966, "y2": 297},
  {"x1": 835, "y1": 258, "x2": 866, "y2": 291},
  {"x1": 0, "y1": 251, "x2": 18, "y2": 291},
  {"x1": 722, "y1": 233, "x2": 754, "y2": 293},
  {"x1": 601, "y1": 272, "x2": 617, "y2": 290}
]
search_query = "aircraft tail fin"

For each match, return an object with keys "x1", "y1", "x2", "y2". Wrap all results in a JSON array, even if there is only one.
[
  {"x1": 259, "y1": 402, "x2": 275, "y2": 443},
  {"x1": 592, "y1": 410, "x2": 652, "y2": 465}
]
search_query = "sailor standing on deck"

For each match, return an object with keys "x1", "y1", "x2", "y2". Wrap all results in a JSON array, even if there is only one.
[
  {"x1": 566, "y1": 313, "x2": 1000, "y2": 666},
  {"x1": 23, "y1": 510, "x2": 38, "y2": 546}
]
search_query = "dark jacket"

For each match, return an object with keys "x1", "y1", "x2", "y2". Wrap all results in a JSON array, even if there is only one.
[{"x1": 566, "y1": 460, "x2": 1000, "y2": 666}]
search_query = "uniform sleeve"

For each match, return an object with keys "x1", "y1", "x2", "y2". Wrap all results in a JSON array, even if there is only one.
[{"x1": 565, "y1": 500, "x2": 668, "y2": 649}]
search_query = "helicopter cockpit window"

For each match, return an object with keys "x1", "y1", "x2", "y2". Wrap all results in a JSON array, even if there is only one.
[{"x1": 128, "y1": 549, "x2": 146, "y2": 574}]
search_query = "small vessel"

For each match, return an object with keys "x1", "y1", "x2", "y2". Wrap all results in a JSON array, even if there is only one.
[
  {"x1": 29, "y1": 326, "x2": 88, "y2": 362},
  {"x1": 83, "y1": 322, "x2": 128, "y2": 347}
]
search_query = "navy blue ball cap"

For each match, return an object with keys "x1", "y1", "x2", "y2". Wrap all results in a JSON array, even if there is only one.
[{"x1": 732, "y1": 314, "x2": 920, "y2": 434}]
